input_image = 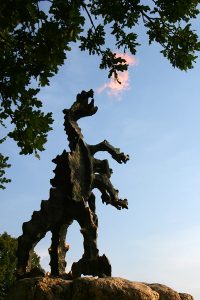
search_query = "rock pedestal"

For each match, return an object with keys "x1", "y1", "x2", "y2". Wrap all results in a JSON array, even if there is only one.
[{"x1": 7, "y1": 277, "x2": 193, "y2": 300}]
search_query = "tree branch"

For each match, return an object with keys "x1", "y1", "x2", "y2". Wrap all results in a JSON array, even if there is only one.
[{"x1": 81, "y1": 2, "x2": 96, "y2": 31}]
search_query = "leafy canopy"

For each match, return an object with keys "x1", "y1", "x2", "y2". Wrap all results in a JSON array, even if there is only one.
[
  {"x1": 0, "y1": 0, "x2": 200, "y2": 188},
  {"x1": 0, "y1": 232, "x2": 42, "y2": 299}
]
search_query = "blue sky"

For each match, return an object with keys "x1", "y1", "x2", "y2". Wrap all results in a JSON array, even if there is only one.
[{"x1": 1, "y1": 24, "x2": 200, "y2": 298}]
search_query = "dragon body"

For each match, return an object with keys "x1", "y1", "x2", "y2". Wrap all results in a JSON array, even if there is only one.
[{"x1": 17, "y1": 90, "x2": 129, "y2": 278}]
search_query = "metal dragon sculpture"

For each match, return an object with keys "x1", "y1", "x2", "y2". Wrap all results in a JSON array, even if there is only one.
[{"x1": 17, "y1": 90, "x2": 129, "y2": 279}]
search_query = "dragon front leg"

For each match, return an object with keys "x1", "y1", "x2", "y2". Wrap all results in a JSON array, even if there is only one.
[
  {"x1": 93, "y1": 174, "x2": 128, "y2": 210},
  {"x1": 93, "y1": 158, "x2": 113, "y2": 178},
  {"x1": 89, "y1": 140, "x2": 129, "y2": 164}
]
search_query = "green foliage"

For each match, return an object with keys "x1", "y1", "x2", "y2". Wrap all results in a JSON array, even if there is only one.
[
  {"x1": 0, "y1": 233, "x2": 16, "y2": 299},
  {"x1": 0, "y1": 0, "x2": 200, "y2": 188},
  {"x1": 0, "y1": 153, "x2": 11, "y2": 190},
  {"x1": 0, "y1": 232, "x2": 42, "y2": 299}
]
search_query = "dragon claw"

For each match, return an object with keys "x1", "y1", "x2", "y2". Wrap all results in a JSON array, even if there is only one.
[{"x1": 117, "y1": 152, "x2": 129, "y2": 164}]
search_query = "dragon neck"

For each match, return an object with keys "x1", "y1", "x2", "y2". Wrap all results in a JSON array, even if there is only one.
[{"x1": 64, "y1": 113, "x2": 84, "y2": 151}]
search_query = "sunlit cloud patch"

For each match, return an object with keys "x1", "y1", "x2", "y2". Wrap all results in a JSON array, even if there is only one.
[{"x1": 97, "y1": 53, "x2": 138, "y2": 99}]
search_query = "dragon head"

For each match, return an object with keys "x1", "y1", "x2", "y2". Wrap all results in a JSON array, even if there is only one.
[{"x1": 63, "y1": 89, "x2": 98, "y2": 121}]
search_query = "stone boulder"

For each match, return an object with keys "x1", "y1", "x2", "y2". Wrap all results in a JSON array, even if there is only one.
[
  {"x1": 146, "y1": 283, "x2": 194, "y2": 300},
  {"x1": 7, "y1": 277, "x2": 193, "y2": 300}
]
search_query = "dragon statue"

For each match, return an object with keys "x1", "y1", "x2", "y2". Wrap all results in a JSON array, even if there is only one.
[{"x1": 17, "y1": 90, "x2": 129, "y2": 279}]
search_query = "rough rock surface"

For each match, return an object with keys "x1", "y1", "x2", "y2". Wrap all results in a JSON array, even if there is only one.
[
  {"x1": 7, "y1": 277, "x2": 193, "y2": 300},
  {"x1": 146, "y1": 283, "x2": 194, "y2": 300}
]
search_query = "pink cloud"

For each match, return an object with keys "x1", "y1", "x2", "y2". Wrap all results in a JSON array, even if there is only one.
[
  {"x1": 97, "y1": 53, "x2": 138, "y2": 99},
  {"x1": 116, "y1": 53, "x2": 137, "y2": 66}
]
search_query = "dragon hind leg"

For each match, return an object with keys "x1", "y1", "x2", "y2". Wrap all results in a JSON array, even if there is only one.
[
  {"x1": 49, "y1": 221, "x2": 72, "y2": 276},
  {"x1": 17, "y1": 189, "x2": 68, "y2": 278}
]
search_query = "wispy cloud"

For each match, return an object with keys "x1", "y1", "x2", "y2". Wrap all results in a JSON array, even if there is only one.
[{"x1": 97, "y1": 53, "x2": 138, "y2": 99}]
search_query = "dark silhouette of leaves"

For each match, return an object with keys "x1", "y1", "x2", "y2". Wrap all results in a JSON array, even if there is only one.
[{"x1": 1, "y1": 0, "x2": 200, "y2": 188}]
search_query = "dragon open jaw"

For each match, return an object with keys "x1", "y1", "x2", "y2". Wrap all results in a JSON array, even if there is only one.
[
  {"x1": 63, "y1": 89, "x2": 98, "y2": 121},
  {"x1": 87, "y1": 98, "x2": 98, "y2": 115}
]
